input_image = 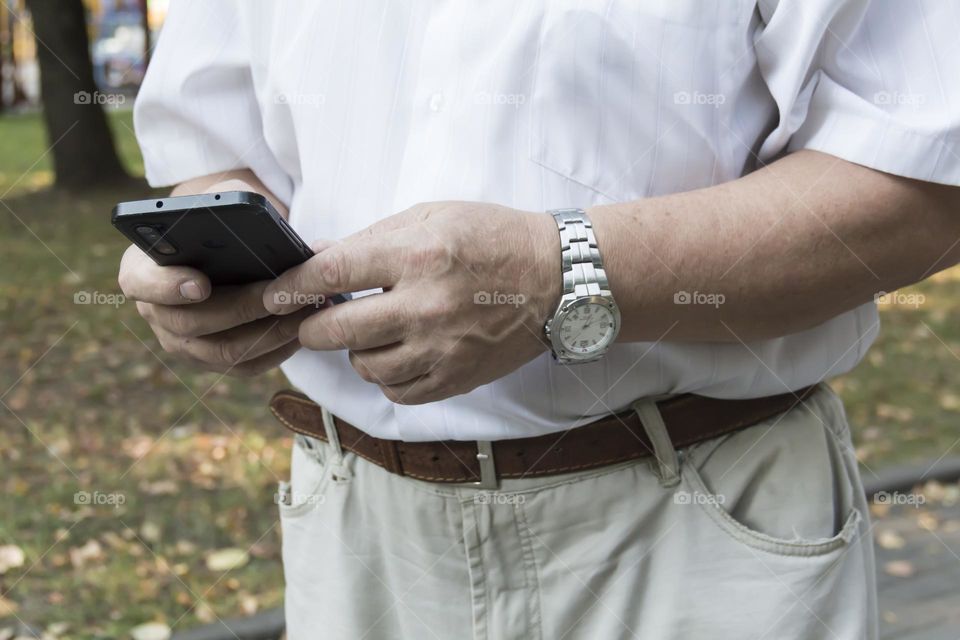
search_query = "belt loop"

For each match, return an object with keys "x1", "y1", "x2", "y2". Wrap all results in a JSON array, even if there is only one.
[
  {"x1": 322, "y1": 406, "x2": 344, "y2": 462},
  {"x1": 321, "y1": 406, "x2": 353, "y2": 481},
  {"x1": 631, "y1": 399, "x2": 681, "y2": 487}
]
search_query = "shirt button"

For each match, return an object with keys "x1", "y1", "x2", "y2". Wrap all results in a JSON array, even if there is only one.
[{"x1": 429, "y1": 92, "x2": 444, "y2": 112}]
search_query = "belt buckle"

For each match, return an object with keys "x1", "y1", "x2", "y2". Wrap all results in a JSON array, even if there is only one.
[{"x1": 473, "y1": 441, "x2": 498, "y2": 490}]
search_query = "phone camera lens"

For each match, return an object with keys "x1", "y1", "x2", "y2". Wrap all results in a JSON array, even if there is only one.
[
  {"x1": 135, "y1": 225, "x2": 178, "y2": 256},
  {"x1": 153, "y1": 240, "x2": 178, "y2": 255},
  {"x1": 135, "y1": 225, "x2": 160, "y2": 241}
]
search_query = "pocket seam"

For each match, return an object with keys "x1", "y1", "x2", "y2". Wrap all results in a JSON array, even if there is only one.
[
  {"x1": 682, "y1": 461, "x2": 861, "y2": 558},
  {"x1": 278, "y1": 444, "x2": 336, "y2": 519}
]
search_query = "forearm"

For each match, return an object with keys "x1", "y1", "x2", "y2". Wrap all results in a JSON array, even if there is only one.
[
  {"x1": 170, "y1": 169, "x2": 288, "y2": 219},
  {"x1": 590, "y1": 150, "x2": 960, "y2": 343}
]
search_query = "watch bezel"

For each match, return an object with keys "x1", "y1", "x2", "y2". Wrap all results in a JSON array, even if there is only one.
[{"x1": 547, "y1": 294, "x2": 621, "y2": 363}]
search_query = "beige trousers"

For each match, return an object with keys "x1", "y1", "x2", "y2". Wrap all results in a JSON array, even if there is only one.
[{"x1": 279, "y1": 384, "x2": 877, "y2": 639}]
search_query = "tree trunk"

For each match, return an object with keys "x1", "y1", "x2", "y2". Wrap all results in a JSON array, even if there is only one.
[
  {"x1": 0, "y1": 2, "x2": 7, "y2": 114},
  {"x1": 140, "y1": 0, "x2": 151, "y2": 66},
  {"x1": 24, "y1": 0, "x2": 129, "y2": 189}
]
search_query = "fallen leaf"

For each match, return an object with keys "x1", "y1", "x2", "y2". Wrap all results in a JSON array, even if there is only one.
[
  {"x1": 922, "y1": 480, "x2": 945, "y2": 503},
  {"x1": 884, "y1": 560, "x2": 915, "y2": 578},
  {"x1": 938, "y1": 393, "x2": 960, "y2": 411},
  {"x1": 943, "y1": 485, "x2": 960, "y2": 507},
  {"x1": 0, "y1": 594, "x2": 19, "y2": 615},
  {"x1": 917, "y1": 513, "x2": 939, "y2": 531},
  {"x1": 5, "y1": 388, "x2": 27, "y2": 412},
  {"x1": 130, "y1": 364, "x2": 153, "y2": 380},
  {"x1": 174, "y1": 540, "x2": 196, "y2": 555},
  {"x1": 875, "y1": 530, "x2": 905, "y2": 550},
  {"x1": 195, "y1": 603, "x2": 215, "y2": 623},
  {"x1": 205, "y1": 548, "x2": 249, "y2": 572},
  {"x1": 130, "y1": 622, "x2": 171, "y2": 640},
  {"x1": 140, "y1": 521, "x2": 162, "y2": 544},
  {"x1": 68, "y1": 540, "x2": 103, "y2": 569},
  {"x1": 869, "y1": 502, "x2": 891, "y2": 518},
  {"x1": 240, "y1": 593, "x2": 259, "y2": 615},
  {"x1": 0, "y1": 545, "x2": 25, "y2": 575}
]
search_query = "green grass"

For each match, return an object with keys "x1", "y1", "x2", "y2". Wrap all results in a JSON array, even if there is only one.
[{"x1": 1, "y1": 108, "x2": 959, "y2": 637}]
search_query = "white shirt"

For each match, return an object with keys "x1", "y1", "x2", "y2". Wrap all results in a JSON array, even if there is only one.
[{"x1": 135, "y1": 0, "x2": 960, "y2": 442}]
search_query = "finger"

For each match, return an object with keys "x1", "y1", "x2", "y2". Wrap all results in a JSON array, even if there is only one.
[
  {"x1": 181, "y1": 339, "x2": 302, "y2": 378},
  {"x1": 348, "y1": 345, "x2": 431, "y2": 387},
  {"x1": 155, "y1": 310, "x2": 309, "y2": 366},
  {"x1": 263, "y1": 236, "x2": 402, "y2": 315},
  {"x1": 296, "y1": 293, "x2": 407, "y2": 351},
  {"x1": 205, "y1": 178, "x2": 254, "y2": 194},
  {"x1": 140, "y1": 280, "x2": 274, "y2": 337},
  {"x1": 228, "y1": 339, "x2": 303, "y2": 377},
  {"x1": 119, "y1": 244, "x2": 211, "y2": 304},
  {"x1": 309, "y1": 239, "x2": 336, "y2": 253},
  {"x1": 378, "y1": 373, "x2": 449, "y2": 406},
  {"x1": 341, "y1": 208, "x2": 418, "y2": 242}
]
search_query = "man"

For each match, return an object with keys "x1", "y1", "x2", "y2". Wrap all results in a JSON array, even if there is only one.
[{"x1": 120, "y1": 1, "x2": 960, "y2": 638}]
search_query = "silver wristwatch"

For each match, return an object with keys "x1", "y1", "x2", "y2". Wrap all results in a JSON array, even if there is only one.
[{"x1": 544, "y1": 208, "x2": 621, "y2": 364}]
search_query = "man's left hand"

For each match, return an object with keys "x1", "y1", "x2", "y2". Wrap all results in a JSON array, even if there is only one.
[{"x1": 263, "y1": 202, "x2": 560, "y2": 404}]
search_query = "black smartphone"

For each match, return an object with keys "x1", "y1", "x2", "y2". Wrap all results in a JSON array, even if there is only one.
[{"x1": 113, "y1": 192, "x2": 348, "y2": 304}]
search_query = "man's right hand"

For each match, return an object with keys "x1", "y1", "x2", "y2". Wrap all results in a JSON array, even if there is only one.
[
  {"x1": 117, "y1": 174, "x2": 307, "y2": 377},
  {"x1": 118, "y1": 247, "x2": 310, "y2": 376}
]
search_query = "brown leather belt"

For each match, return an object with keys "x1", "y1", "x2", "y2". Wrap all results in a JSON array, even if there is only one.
[{"x1": 269, "y1": 386, "x2": 817, "y2": 488}]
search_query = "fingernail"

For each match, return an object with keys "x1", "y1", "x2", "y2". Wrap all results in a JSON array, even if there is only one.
[{"x1": 179, "y1": 280, "x2": 204, "y2": 300}]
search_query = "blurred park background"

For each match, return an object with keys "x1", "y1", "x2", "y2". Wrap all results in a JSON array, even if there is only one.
[{"x1": 0, "y1": 1, "x2": 958, "y2": 639}]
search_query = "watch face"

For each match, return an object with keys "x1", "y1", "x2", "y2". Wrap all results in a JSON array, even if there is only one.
[{"x1": 557, "y1": 302, "x2": 617, "y2": 356}]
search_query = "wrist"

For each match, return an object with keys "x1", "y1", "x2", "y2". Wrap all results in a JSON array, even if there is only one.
[{"x1": 524, "y1": 210, "x2": 563, "y2": 342}]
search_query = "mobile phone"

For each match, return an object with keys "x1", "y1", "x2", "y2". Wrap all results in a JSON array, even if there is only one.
[{"x1": 111, "y1": 191, "x2": 348, "y2": 301}]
